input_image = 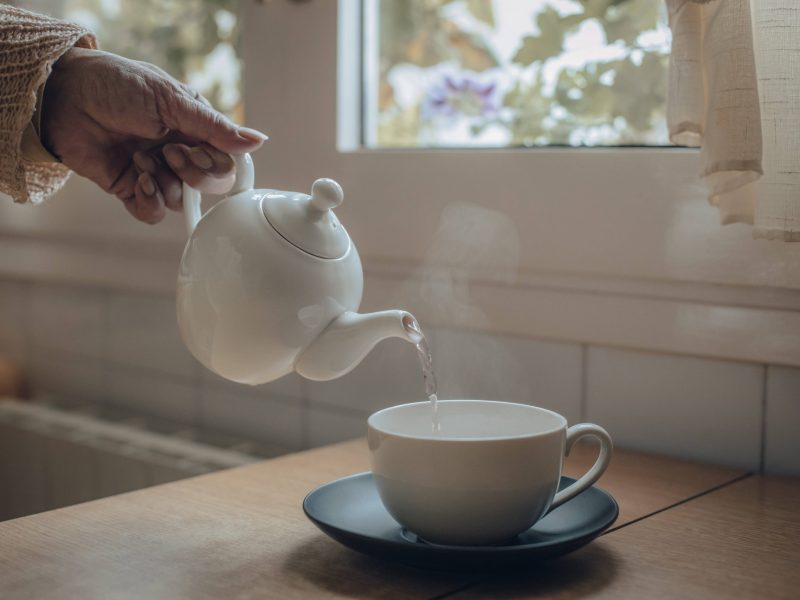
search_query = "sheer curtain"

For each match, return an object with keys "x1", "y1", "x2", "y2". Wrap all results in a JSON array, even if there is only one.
[{"x1": 667, "y1": 0, "x2": 799, "y2": 241}]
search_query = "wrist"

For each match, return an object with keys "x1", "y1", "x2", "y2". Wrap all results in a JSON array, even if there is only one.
[{"x1": 40, "y1": 47, "x2": 96, "y2": 158}]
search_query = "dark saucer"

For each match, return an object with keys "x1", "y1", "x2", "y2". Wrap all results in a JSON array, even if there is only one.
[{"x1": 303, "y1": 473, "x2": 618, "y2": 571}]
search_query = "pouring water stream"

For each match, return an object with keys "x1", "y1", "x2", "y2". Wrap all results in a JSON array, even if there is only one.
[{"x1": 402, "y1": 315, "x2": 440, "y2": 433}]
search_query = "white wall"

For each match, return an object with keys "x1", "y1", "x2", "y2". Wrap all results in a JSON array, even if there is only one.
[{"x1": 0, "y1": 277, "x2": 797, "y2": 474}]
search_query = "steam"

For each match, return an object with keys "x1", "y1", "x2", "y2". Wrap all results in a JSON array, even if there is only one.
[{"x1": 397, "y1": 202, "x2": 531, "y2": 403}]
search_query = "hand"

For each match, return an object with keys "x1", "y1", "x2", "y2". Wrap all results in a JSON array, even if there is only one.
[{"x1": 40, "y1": 47, "x2": 266, "y2": 224}]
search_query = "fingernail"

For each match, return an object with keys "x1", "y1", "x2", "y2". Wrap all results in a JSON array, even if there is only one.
[
  {"x1": 133, "y1": 152, "x2": 155, "y2": 174},
  {"x1": 188, "y1": 148, "x2": 214, "y2": 170},
  {"x1": 164, "y1": 145, "x2": 186, "y2": 169},
  {"x1": 236, "y1": 127, "x2": 269, "y2": 143},
  {"x1": 140, "y1": 172, "x2": 156, "y2": 196}
]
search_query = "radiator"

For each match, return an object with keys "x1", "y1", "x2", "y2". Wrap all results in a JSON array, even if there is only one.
[{"x1": 0, "y1": 397, "x2": 285, "y2": 522}]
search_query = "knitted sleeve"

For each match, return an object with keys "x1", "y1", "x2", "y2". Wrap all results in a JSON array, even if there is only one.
[{"x1": 0, "y1": 5, "x2": 96, "y2": 204}]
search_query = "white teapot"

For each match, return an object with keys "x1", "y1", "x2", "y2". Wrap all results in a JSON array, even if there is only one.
[{"x1": 177, "y1": 153, "x2": 421, "y2": 385}]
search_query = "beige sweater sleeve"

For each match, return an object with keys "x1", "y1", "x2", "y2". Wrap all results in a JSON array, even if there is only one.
[{"x1": 0, "y1": 6, "x2": 96, "y2": 204}]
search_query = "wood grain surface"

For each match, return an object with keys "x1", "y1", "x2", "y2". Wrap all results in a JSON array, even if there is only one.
[
  {"x1": 0, "y1": 438, "x2": 753, "y2": 599},
  {"x1": 562, "y1": 441, "x2": 745, "y2": 528},
  {"x1": 450, "y1": 475, "x2": 800, "y2": 599}
]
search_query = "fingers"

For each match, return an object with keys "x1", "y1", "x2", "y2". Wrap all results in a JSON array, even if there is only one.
[
  {"x1": 130, "y1": 141, "x2": 236, "y2": 219},
  {"x1": 162, "y1": 143, "x2": 236, "y2": 195},
  {"x1": 108, "y1": 163, "x2": 162, "y2": 225},
  {"x1": 127, "y1": 172, "x2": 167, "y2": 225},
  {"x1": 155, "y1": 83, "x2": 267, "y2": 154},
  {"x1": 106, "y1": 161, "x2": 139, "y2": 203},
  {"x1": 133, "y1": 151, "x2": 182, "y2": 211},
  {"x1": 117, "y1": 153, "x2": 166, "y2": 224}
]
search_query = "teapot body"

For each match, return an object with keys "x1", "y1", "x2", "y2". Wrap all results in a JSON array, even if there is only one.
[{"x1": 177, "y1": 188, "x2": 363, "y2": 385}]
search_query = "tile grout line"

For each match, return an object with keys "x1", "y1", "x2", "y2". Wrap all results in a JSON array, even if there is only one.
[
  {"x1": 427, "y1": 472, "x2": 754, "y2": 600},
  {"x1": 193, "y1": 356, "x2": 204, "y2": 431},
  {"x1": 103, "y1": 288, "x2": 113, "y2": 404},
  {"x1": 301, "y1": 380, "x2": 311, "y2": 450},
  {"x1": 759, "y1": 364, "x2": 768, "y2": 473},
  {"x1": 33, "y1": 345, "x2": 303, "y2": 407},
  {"x1": 579, "y1": 344, "x2": 588, "y2": 422},
  {"x1": 22, "y1": 281, "x2": 34, "y2": 365}
]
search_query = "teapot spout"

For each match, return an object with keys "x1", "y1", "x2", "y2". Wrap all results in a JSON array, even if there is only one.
[{"x1": 295, "y1": 310, "x2": 422, "y2": 381}]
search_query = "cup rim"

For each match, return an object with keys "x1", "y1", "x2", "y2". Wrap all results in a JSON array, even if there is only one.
[{"x1": 367, "y1": 399, "x2": 568, "y2": 442}]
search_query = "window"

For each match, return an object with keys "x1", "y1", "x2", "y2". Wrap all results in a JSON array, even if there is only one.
[
  {"x1": 365, "y1": 0, "x2": 671, "y2": 148},
  {"x1": 59, "y1": 0, "x2": 243, "y2": 121}
]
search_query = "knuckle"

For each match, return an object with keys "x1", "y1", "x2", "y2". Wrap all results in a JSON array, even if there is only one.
[
  {"x1": 182, "y1": 84, "x2": 203, "y2": 101},
  {"x1": 153, "y1": 78, "x2": 186, "y2": 118},
  {"x1": 208, "y1": 109, "x2": 226, "y2": 129}
]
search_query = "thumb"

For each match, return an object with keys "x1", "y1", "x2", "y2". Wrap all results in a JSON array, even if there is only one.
[{"x1": 159, "y1": 89, "x2": 267, "y2": 153}]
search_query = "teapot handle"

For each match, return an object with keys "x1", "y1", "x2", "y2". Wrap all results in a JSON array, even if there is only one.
[{"x1": 183, "y1": 153, "x2": 255, "y2": 236}]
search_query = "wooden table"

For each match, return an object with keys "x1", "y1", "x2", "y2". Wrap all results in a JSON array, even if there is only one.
[{"x1": 0, "y1": 439, "x2": 797, "y2": 599}]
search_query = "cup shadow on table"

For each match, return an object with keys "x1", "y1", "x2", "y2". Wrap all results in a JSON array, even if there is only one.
[
  {"x1": 460, "y1": 543, "x2": 619, "y2": 598},
  {"x1": 282, "y1": 536, "x2": 478, "y2": 598},
  {"x1": 282, "y1": 535, "x2": 618, "y2": 598}
]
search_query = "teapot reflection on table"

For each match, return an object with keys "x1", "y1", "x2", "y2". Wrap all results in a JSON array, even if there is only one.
[{"x1": 176, "y1": 152, "x2": 421, "y2": 385}]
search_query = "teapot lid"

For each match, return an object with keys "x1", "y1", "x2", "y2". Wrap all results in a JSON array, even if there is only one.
[{"x1": 262, "y1": 178, "x2": 350, "y2": 259}]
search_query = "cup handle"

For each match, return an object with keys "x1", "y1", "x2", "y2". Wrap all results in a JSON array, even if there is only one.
[{"x1": 549, "y1": 423, "x2": 613, "y2": 511}]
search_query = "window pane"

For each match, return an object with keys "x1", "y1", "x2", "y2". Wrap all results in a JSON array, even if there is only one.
[
  {"x1": 61, "y1": 0, "x2": 243, "y2": 122},
  {"x1": 366, "y1": 0, "x2": 671, "y2": 148}
]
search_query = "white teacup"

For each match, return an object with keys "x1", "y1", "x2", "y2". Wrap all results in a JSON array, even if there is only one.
[{"x1": 367, "y1": 400, "x2": 612, "y2": 546}]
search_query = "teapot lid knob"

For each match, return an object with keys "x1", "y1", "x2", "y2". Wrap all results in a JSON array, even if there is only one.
[
  {"x1": 310, "y1": 178, "x2": 343, "y2": 212},
  {"x1": 262, "y1": 177, "x2": 350, "y2": 259}
]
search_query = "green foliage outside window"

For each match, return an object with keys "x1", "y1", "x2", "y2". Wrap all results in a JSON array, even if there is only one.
[{"x1": 373, "y1": 0, "x2": 671, "y2": 148}]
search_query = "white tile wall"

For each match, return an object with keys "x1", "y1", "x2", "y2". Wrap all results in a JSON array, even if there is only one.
[
  {"x1": 30, "y1": 284, "x2": 107, "y2": 360},
  {"x1": 308, "y1": 405, "x2": 367, "y2": 448},
  {"x1": 0, "y1": 422, "x2": 51, "y2": 518},
  {"x1": 431, "y1": 329, "x2": 526, "y2": 402},
  {"x1": 93, "y1": 445, "x2": 152, "y2": 497},
  {"x1": 108, "y1": 292, "x2": 197, "y2": 378},
  {"x1": 202, "y1": 367, "x2": 306, "y2": 400},
  {"x1": 765, "y1": 366, "x2": 800, "y2": 475},
  {"x1": 199, "y1": 382, "x2": 306, "y2": 450},
  {"x1": 307, "y1": 336, "x2": 423, "y2": 415},
  {"x1": 3, "y1": 278, "x2": 796, "y2": 473},
  {"x1": 0, "y1": 280, "x2": 29, "y2": 360},
  {"x1": 586, "y1": 347, "x2": 764, "y2": 470},
  {"x1": 48, "y1": 433, "x2": 99, "y2": 509},
  {"x1": 108, "y1": 367, "x2": 199, "y2": 425},
  {"x1": 31, "y1": 353, "x2": 108, "y2": 403},
  {"x1": 306, "y1": 329, "x2": 582, "y2": 444},
  {"x1": 494, "y1": 335, "x2": 582, "y2": 423},
  {"x1": 149, "y1": 461, "x2": 201, "y2": 485},
  {"x1": 430, "y1": 330, "x2": 583, "y2": 423}
]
